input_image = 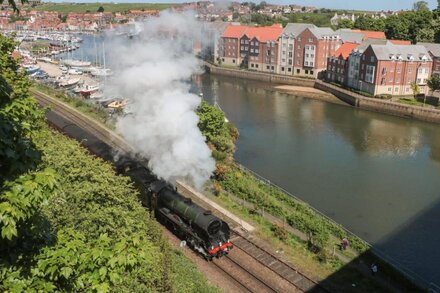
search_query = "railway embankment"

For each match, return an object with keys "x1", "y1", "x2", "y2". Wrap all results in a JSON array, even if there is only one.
[
  {"x1": 33, "y1": 86, "x2": 427, "y2": 292},
  {"x1": 205, "y1": 62, "x2": 440, "y2": 124}
]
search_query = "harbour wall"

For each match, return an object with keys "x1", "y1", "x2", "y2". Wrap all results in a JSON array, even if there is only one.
[{"x1": 205, "y1": 62, "x2": 440, "y2": 124}]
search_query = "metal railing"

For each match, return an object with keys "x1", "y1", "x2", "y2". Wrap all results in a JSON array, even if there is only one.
[{"x1": 234, "y1": 161, "x2": 434, "y2": 289}]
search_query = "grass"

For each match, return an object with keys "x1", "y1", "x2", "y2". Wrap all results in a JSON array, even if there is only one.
[
  {"x1": 32, "y1": 83, "x2": 115, "y2": 129},
  {"x1": 32, "y1": 3, "x2": 178, "y2": 14},
  {"x1": 398, "y1": 97, "x2": 426, "y2": 107}
]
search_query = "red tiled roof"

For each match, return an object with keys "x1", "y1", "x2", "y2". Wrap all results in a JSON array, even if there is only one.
[
  {"x1": 352, "y1": 29, "x2": 386, "y2": 40},
  {"x1": 222, "y1": 23, "x2": 282, "y2": 42},
  {"x1": 389, "y1": 39, "x2": 411, "y2": 45},
  {"x1": 222, "y1": 24, "x2": 249, "y2": 38},
  {"x1": 244, "y1": 24, "x2": 282, "y2": 42},
  {"x1": 333, "y1": 42, "x2": 358, "y2": 59}
]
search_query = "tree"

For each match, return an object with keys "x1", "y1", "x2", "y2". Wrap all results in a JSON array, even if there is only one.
[
  {"x1": 411, "y1": 82, "x2": 420, "y2": 99},
  {"x1": 337, "y1": 18, "x2": 354, "y2": 29},
  {"x1": 354, "y1": 15, "x2": 385, "y2": 31},
  {"x1": 427, "y1": 74, "x2": 440, "y2": 92},
  {"x1": 413, "y1": 1, "x2": 429, "y2": 11},
  {"x1": 97, "y1": 5, "x2": 104, "y2": 13}
]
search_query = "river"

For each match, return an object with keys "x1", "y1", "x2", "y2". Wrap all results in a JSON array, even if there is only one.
[
  {"x1": 63, "y1": 34, "x2": 440, "y2": 285},
  {"x1": 195, "y1": 74, "x2": 440, "y2": 285}
]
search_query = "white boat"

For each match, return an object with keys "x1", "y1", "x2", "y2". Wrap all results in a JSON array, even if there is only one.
[
  {"x1": 90, "y1": 68, "x2": 113, "y2": 77},
  {"x1": 74, "y1": 84, "x2": 100, "y2": 95},
  {"x1": 67, "y1": 69, "x2": 83, "y2": 75},
  {"x1": 59, "y1": 77, "x2": 81, "y2": 88},
  {"x1": 61, "y1": 59, "x2": 92, "y2": 67},
  {"x1": 90, "y1": 91, "x2": 104, "y2": 99}
]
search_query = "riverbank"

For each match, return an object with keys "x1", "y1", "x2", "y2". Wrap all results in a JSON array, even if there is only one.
[
  {"x1": 33, "y1": 81, "x2": 427, "y2": 292},
  {"x1": 205, "y1": 62, "x2": 440, "y2": 124}
]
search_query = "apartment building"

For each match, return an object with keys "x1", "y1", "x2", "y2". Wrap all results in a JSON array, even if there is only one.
[
  {"x1": 326, "y1": 42, "x2": 359, "y2": 85},
  {"x1": 219, "y1": 24, "x2": 248, "y2": 66},
  {"x1": 277, "y1": 23, "x2": 316, "y2": 75},
  {"x1": 359, "y1": 44, "x2": 432, "y2": 96},
  {"x1": 418, "y1": 42, "x2": 440, "y2": 76},
  {"x1": 240, "y1": 24, "x2": 283, "y2": 73},
  {"x1": 294, "y1": 27, "x2": 340, "y2": 77}
]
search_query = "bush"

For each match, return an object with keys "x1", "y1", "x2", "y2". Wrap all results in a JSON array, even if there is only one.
[
  {"x1": 271, "y1": 223, "x2": 288, "y2": 242},
  {"x1": 375, "y1": 94, "x2": 392, "y2": 100}
]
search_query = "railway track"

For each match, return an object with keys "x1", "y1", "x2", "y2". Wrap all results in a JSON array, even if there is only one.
[
  {"x1": 33, "y1": 90, "x2": 331, "y2": 293},
  {"x1": 230, "y1": 231, "x2": 330, "y2": 293}
]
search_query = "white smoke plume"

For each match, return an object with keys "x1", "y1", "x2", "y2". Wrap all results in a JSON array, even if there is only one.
[{"x1": 107, "y1": 11, "x2": 215, "y2": 189}]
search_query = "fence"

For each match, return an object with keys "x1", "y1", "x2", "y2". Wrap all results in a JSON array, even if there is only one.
[{"x1": 234, "y1": 161, "x2": 435, "y2": 289}]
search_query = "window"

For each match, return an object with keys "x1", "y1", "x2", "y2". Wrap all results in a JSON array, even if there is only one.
[
  {"x1": 310, "y1": 70, "x2": 314, "y2": 75},
  {"x1": 297, "y1": 69, "x2": 300, "y2": 74},
  {"x1": 281, "y1": 67, "x2": 285, "y2": 71},
  {"x1": 388, "y1": 87, "x2": 392, "y2": 92},
  {"x1": 417, "y1": 78, "x2": 421, "y2": 83},
  {"x1": 256, "y1": 64, "x2": 259, "y2": 68},
  {"x1": 288, "y1": 59, "x2": 292, "y2": 65},
  {"x1": 365, "y1": 65, "x2": 375, "y2": 83},
  {"x1": 305, "y1": 45, "x2": 309, "y2": 50},
  {"x1": 418, "y1": 68, "x2": 423, "y2": 74},
  {"x1": 308, "y1": 38, "x2": 313, "y2": 42},
  {"x1": 406, "y1": 88, "x2": 409, "y2": 92},
  {"x1": 425, "y1": 68, "x2": 429, "y2": 74},
  {"x1": 282, "y1": 51, "x2": 286, "y2": 55},
  {"x1": 245, "y1": 40, "x2": 248, "y2": 44},
  {"x1": 251, "y1": 41, "x2": 254, "y2": 45},
  {"x1": 310, "y1": 62, "x2": 314, "y2": 67},
  {"x1": 408, "y1": 68, "x2": 412, "y2": 73},
  {"x1": 288, "y1": 52, "x2": 292, "y2": 57},
  {"x1": 288, "y1": 68, "x2": 292, "y2": 72},
  {"x1": 222, "y1": 58, "x2": 225, "y2": 62},
  {"x1": 251, "y1": 49, "x2": 254, "y2": 53},
  {"x1": 362, "y1": 55, "x2": 365, "y2": 61},
  {"x1": 241, "y1": 39, "x2": 244, "y2": 44},
  {"x1": 271, "y1": 66, "x2": 274, "y2": 70},
  {"x1": 381, "y1": 78, "x2": 385, "y2": 85},
  {"x1": 288, "y1": 44, "x2": 293, "y2": 50},
  {"x1": 298, "y1": 37, "x2": 301, "y2": 41},
  {"x1": 311, "y1": 54, "x2": 314, "y2": 58},
  {"x1": 397, "y1": 68, "x2": 401, "y2": 73},
  {"x1": 241, "y1": 46, "x2": 244, "y2": 50},
  {"x1": 282, "y1": 43, "x2": 286, "y2": 48},
  {"x1": 267, "y1": 65, "x2": 270, "y2": 69},
  {"x1": 255, "y1": 49, "x2": 259, "y2": 53},
  {"x1": 255, "y1": 41, "x2": 259, "y2": 45},
  {"x1": 251, "y1": 64, "x2": 254, "y2": 68},
  {"x1": 370, "y1": 56, "x2": 375, "y2": 62},
  {"x1": 282, "y1": 58, "x2": 285, "y2": 62},
  {"x1": 396, "y1": 78, "x2": 400, "y2": 84},
  {"x1": 305, "y1": 61, "x2": 309, "y2": 66},
  {"x1": 233, "y1": 59, "x2": 235, "y2": 63},
  {"x1": 305, "y1": 70, "x2": 309, "y2": 74},
  {"x1": 306, "y1": 54, "x2": 309, "y2": 58},
  {"x1": 298, "y1": 45, "x2": 301, "y2": 49},
  {"x1": 395, "y1": 87, "x2": 398, "y2": 92}
]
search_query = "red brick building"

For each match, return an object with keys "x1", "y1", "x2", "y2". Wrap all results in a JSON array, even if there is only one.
[
  {"x1": 419, "y1": 42, "x2": 440, "y2": 76},
  {"x1": 359, "y1": 44, "x2": 432, "y2": 96},
  {"x1": 326, "y1": 42, "x2": 359, "y2": 85},
  {"x1": 294, "y1": 27, "x2": 340, "y2": 77}
]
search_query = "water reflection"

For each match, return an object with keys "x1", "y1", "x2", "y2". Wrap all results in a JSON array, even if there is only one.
[{"x1": 198, "y1": 73, "x2": 440, "y2": 283}]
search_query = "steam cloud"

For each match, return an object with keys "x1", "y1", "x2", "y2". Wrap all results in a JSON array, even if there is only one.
[{"x1": 107, "y1": 11, "x2": 215, "y2": 189}]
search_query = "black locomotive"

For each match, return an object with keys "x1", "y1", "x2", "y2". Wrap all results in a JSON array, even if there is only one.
[
  {"x1": 123, "y1": 162, "x2": 232, "y2": 260},
  {"x1": 45, "y1": 110, "x2": 232, "y2": 260}
]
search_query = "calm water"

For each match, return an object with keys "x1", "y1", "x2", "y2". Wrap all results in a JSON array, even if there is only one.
[
  {"x1": 195, "y1": 74, "x2": 440, "y2": 285},
  {"x1": 69, "y1": 35, "x2": 440, "y2": 284}
]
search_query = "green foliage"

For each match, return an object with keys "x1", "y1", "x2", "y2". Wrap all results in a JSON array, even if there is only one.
[
  {"x1": 197, "y1": 100, "x2": 237, "y2": 163},
  {"x1": 219, "y1": 166, "x2": 369, "y2": 253},
  {"x1": 411, "y1": 82, "x2": 420, "y2": 98},
  {"x1": 0, "y1": 169, "x2": 57, "y2": 242},
  {"x1": 413, "y1": 1, "x2": 429, "y2": 11},
  {"x1": 337, "y1": 18, "x2": 354, "y2": 29},
  {"x1": 427, "y1": 74, "x2": 440, "y2": 92},
  {"x1": 354, "y1": 15, "x2": 385, "y2": 31},
  {"x1": 33, "y1": 3, "x2": 177, "y2": 14},
  {"x1": 97, "y1": 5, "x2": 104, "y2": 13},
  {"x1": 285, "y1": 12, "x2": 333, "y2": 27}
]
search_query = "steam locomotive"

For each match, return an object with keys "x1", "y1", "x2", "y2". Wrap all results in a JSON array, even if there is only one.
[
  {"x1": 45, "y1": 110, "x2": 232, "y2": 260},
  {"x1": 123, "y1": 163, "x2": 232, "y2": 260}
]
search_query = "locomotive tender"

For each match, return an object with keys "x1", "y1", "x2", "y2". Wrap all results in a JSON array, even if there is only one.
[{"x1": 125, "y1": 164, "x2": 233, "y2": 260}]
